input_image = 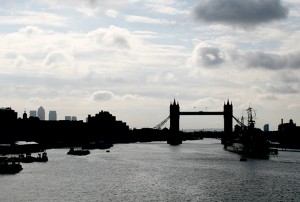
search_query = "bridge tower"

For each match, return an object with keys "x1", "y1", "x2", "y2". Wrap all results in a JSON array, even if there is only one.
[
  {"x1": 168, "y1": 99, "x2": 182, "y2": 145},
  {"x1": 223, "y1": 100, "x2": 233, "y2": 145},
  {"x1": 170, "y1": 99, "x2": 180, "y2": 133}
]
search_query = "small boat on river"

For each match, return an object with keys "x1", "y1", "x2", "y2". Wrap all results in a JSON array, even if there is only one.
[
  {"x1": 35, "y1": 152, "x2": 48, "y2": 162},
  {"x1": 0, "y1": 157, "x2": 23, "y2": 174},
  {"x1": 67, "y1": 147, "x2": 90, "y2": 156}
]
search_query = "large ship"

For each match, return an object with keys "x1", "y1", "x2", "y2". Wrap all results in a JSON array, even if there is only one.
[{"x1": 225, "y1": 106, "x2": 277, "y2": 159}]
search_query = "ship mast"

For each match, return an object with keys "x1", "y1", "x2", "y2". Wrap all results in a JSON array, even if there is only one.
[{"x1": 246, "y1": 106, "x2": 256, "y2": 129}]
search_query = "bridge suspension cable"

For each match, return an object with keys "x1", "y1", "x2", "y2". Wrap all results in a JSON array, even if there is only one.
[
  {"x1": 153, "y1": 115, "x2": 170, "y2": 129},
  {"x1": 232, "y1": 115, "x2": 246, "y2": 128}
]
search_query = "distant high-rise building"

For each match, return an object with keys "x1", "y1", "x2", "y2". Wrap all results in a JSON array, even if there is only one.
[
  {"x1": 37, "y1": 106, "x2": 45, "y2": 120},
  {"x1": 65, "y1": 116, "x2": 71, "y2": 121},
  {"x1": 29, "y1": 110, "x2": 37, "y2": 117},
  {"x1": 264, "y1": 124, "x2": 269, "y2": 132},
  {"x1": 71, "y1": 116, "x2": 77, "y2": 121},
  {"x1": 49, "y1": 111, "x2": 57, "y2": 121}
]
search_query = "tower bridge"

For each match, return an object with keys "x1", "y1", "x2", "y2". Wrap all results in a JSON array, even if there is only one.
[{"x1": 168, "y1": 99, "x2": 233, "y2": 145}]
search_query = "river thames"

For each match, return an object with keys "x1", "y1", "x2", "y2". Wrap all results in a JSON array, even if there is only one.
[{"x1": 1, "y1": 139, "x2": 300, "y2": 201}]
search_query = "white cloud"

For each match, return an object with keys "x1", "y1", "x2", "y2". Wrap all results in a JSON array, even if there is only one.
[
  {"x1": 43, "y1": 51, "x2": 73, "y2": 66},
  {"x1": 0, "y1": 11, "x2": 68, "y2": 27},
  {"x1": 145, "y1": 3, "x2": 189, "y2": 15},
  {"x1": 88, "y1": 25, "x2": 132, "y2": 49},
  {"x1": 18, "y1": 26, "x2": 45, "y2": 35},
  {"x1": 125, "y1": 15, "x2": 167, "y2": 24},
  {"x1": 35, "y1": 0, "x2": 136, "y2": 16},
  {"x1": 287, "y1": 103, "x2": 300, "y2": 110},
  {"x1": 105, "y1": 9, "x2": 118, "y2": 18},
  {"x1": 91, "y1": 90, "x2": 141, "y2": 102}
]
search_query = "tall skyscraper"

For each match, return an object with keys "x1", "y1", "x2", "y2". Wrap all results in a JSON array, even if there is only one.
[
  {"x1": 37, "y1": 106, "x2": 45, "y2": 120},
  {"x1": 29, "y1": 110, "x2": 37, "y2": 117},
  {"x1": 49, "y1": 111, "x2": 57, "y2": 121},
  {"x1": 264, "y1": 124, "x2": 269, "y2": 132}
]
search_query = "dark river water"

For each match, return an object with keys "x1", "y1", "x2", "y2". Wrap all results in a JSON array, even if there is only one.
[{"x1": 1, "y1": 139, "x2": 300, "y2": 201}]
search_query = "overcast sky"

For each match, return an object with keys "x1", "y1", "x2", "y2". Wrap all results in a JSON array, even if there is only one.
[{"x1": 0, "y1": 0, "x2": 299, "y2": 130}]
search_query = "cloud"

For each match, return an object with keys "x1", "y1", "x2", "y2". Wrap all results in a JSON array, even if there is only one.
[
  {"x1": 287, "y1": 103, "x2": 300, "y2": 110},
  {"x1": 190, "y1": 42, "x2": 300, "y2": 71},
  {"x1": 266, "y1": 83, "x2": 298, "y2": 94},
  {"x1": 35, "y1": 0, "x2": 135, "y2": 16},
  {"x1": 18, "y1": 26, "x2": 45, "y2": 36},
  {"x1": 92, "y1": 90, "x2": 140, "y2": 102},
  {"x1": 14, "y1": 55, "x2": 28, "y2": 68},
  {"x1": 41, "y1": 51, "x2": 77, "y2": 78},
  {"x1": 192, "y1": 0, "x2": 288, "y2": 28},
  {"x1": 88, "y1": 25, "x2": 131, "y2": 48},
  {"x1": 243, "y1": 51, "x2": 287, "y2": 69},
  {"x1": 276, "y1": 72, "x2": 300, "y2": 83},
  {"x1": 191, "y1": 44, "x2": 224, "y2": 67},
  {"x1": 125, "y1": 15, "x2": 167, "y2": 24},
  {"x1": 43, "y1": 51, "x2": 73, "y2": 66},
  {"x1": 242, "y1": 51, "x2": 300, "y2": 70},
  {"x1": 260, "y1": 94, "x2": 278, "y2": 101},
  {"x1": 92, "y1": 90, "x2": 115, "y2": 101},
  {"x1": 0, "y1": 11, "x2": 68, "y2": 27},
  {"x1": 147, "y1": 72, "x2": 177, "y2": 83},
  {"x1": 106, "y1": 9, "x2": 118, "y2": 18},
  {"x1": 145, "y1": 3, "x2": 189, "y2": 15}
]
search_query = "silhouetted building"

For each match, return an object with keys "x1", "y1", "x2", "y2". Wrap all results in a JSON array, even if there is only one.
[
  {"x1": 23, "y1": 111, "x2": 28, "y2": 119},
  {"x1": 38, "y1": 106, "x2": 45, "y2": 121},
  {"x1": 264, "y1": 124, "x2": 269, "y2": 132},
  {"x1": 278, "y1": 119, "x2": 296, "y2": 132},
  {"x1": 0, "y1": 107, "x2": 18, "y2": 121},
  {"x1": 29, "y1": 110, "x2": 37, "y2": 117},
  {"x1": 278, "y1": 119, "x2": 300, "y2": 148},
  {"x1": 65, "y1": 116, "x2": 71, "y2": 121},
  {"x1": 72, "y1": 116, "x2": 77, "y2": 121},
  {"x1": 49, "y1": 111, "x2": 57, "y2": 121},
  {"x1": 0, "y1": 107, "x2": 18, "y2": 143},
  {"x1": 87, "y1": 111, "x2": 130, "y2": 143}
]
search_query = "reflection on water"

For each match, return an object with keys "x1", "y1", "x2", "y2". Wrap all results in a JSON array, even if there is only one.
[{"x1": 1, "y1": 139, "x2": 300, "y2": 201}]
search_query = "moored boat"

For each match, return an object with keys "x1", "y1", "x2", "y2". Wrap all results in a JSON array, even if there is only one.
[
  {"x1": 0, "y1": 157, "x2": 23, "y2": 174},
  {"x1": 7, "y1": 151, "x2": 48, "y2": 163},
  {"x1": 35, "y1": 152, "x2": 48, "y2": 162},
  {"x1": 225, "y1": 106, "x2": 278, "y2": 159},
  {"x1": 67, "y1": 147, "x2": 90, "y2": 156}
]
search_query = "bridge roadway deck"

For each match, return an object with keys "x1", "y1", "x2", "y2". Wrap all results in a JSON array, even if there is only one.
[{"x1": 179, "y1": 111, "x2": 224, "y2": 115}]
